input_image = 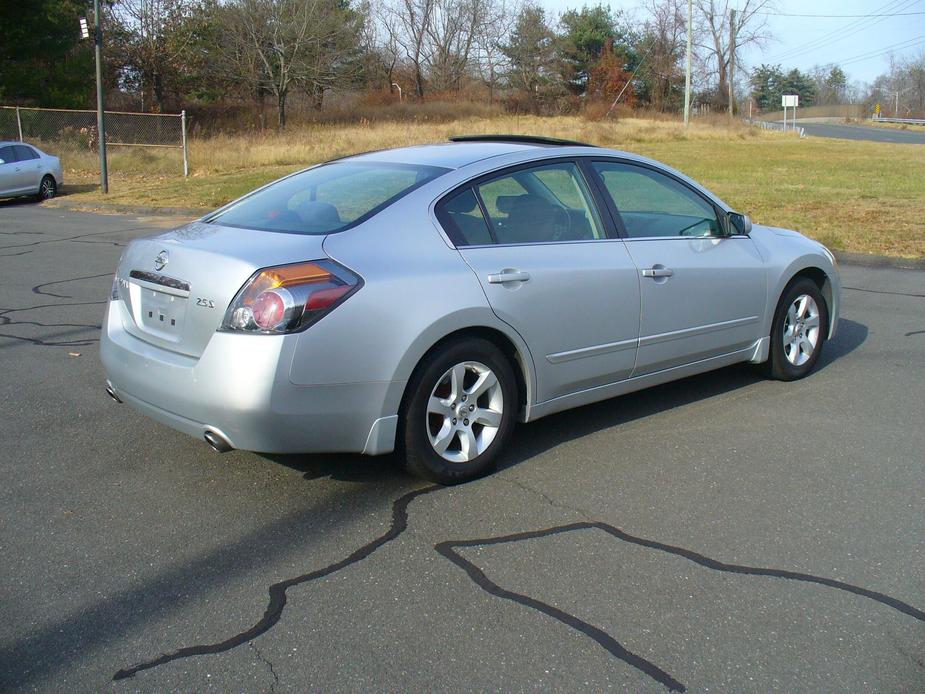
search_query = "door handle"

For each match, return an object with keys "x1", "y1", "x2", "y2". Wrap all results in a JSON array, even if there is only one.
[
  {"x1": 487, "y1": 270, "x2": 531, "y2": 284},
  {"x1": 641, "y1": 267, "x2": 674, "y2": 278}
]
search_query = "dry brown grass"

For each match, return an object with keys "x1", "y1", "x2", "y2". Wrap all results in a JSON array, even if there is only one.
[{"x1": 58, "y1": 114, "x2": 924, "y2": 257}]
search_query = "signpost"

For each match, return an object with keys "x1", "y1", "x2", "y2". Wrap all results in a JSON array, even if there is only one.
[{"x1": 782, "y1": 94, "x2": 799, "y2": 131}]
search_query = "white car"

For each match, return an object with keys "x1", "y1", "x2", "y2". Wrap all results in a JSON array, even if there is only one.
[{"x1": 0, "y1": 141, "x2": 63, "y2": 201}]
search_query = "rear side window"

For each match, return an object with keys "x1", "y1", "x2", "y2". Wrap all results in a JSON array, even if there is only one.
[
  {"x1": 437, "y1": 162, "x2": 607, "y2": 247},
  {"x1": 210, "y1": 161, "x2": 449, "y2": 235},
  {"x1": 13, "y1": 145, "x2": 39, "y2": 161},
  {"x1": 436, "y1": 188, "x2": 494, "y2": 246},
  {"x1": 475, "y1": 162, "x2": 605, "y2": 245},
  {"x1": 0, "y1": 146, "x2": 15, "y2": 164}
]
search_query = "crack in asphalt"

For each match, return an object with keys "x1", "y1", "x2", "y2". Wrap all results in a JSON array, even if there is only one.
[
  {"x1": 112, "y1": 479, "x2": 925, "y2": 691},
  {"x1": 112, "y1": 485, "x2": 442, "y2": 680},
  {"x1": 32, "y1": 273, "x2": 112, "y2": 299},
  {"x1": 843, "y1": 286, "x2": 925, "y2": 298},
  {"x1": 0, "y1": 274, "x2": 109, "y2": 347},
  {"x1": 0, "y1": 227, "x2": 148, "y2": 251},
  {"x1": 250, "y1": 643, "x2": 280, "y2": 693},
  {"x1": 434, "y1": 523, "x2": 925, "y2": 693},
  {"x1": 906, "y1": 329, "x2": 925, "y2": 337}
]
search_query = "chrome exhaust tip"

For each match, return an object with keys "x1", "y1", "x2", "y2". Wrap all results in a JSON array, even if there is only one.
[
  {"x1": 204, "y1": 430, "x2": 233, "y2": 454},
  {"x1": 105, "y1": 385, "x2": 122, "y2": 403}
]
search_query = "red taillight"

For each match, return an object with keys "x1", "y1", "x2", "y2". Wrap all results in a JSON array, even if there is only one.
[
  {"x1": 305, "y1": 285, "x2": 352, "y2": 311},
  {"x1": 251, "y1": 290, "x2": 286, "y2": 330},
  {"x1": 222, "y1": 260, "x2": 361, "y2": 334}
]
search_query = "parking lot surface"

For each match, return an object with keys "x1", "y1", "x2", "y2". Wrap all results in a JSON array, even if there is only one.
[{"x1": 1, "y1": 203, "x2": 923, "y2": 693}]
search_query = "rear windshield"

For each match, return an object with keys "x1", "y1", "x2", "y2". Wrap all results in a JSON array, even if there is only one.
[{"x1": 208, "y1": 161, "x2": 450, "y2": 235}]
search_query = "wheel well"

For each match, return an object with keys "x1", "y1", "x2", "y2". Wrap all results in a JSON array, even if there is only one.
[
  {"x1": 404, "y1": 327, "x2": 530, "y2": 418},
  {"x1": 788, "y1": 267, "x2": 834, "y2": 337}
]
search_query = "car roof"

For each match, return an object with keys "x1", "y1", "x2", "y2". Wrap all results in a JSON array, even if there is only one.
[
  {"x1": 346, "y1": 142, "x2": 555, "y2": 169},
  {"x1": 344, "y1": 139, "x2": 734, "y2": 212}
]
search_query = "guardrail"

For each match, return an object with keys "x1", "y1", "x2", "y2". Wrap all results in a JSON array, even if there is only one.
[
  {"x1": 872, "y1": 116, "x2": 925, "y2": 125},
  {"x1": 745, "y1": 119, "x2": 805, "y2": 137}
]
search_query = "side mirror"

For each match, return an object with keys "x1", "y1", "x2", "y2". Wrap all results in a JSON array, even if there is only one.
[{"x1": 728, "y1": 212, "x2": 752, "y2": 235}]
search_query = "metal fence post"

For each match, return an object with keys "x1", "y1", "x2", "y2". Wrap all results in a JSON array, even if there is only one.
[
  {"x1": 15, "y1": 107, "x2": 23, "y2": 141},
  {"x1": 181, "y1": 110, "x2": 189, "y2": 177}
]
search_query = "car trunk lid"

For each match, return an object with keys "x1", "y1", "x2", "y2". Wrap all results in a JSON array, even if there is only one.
[{"x1": 115, "y1": 221, "x2": 328, "y2": 358}]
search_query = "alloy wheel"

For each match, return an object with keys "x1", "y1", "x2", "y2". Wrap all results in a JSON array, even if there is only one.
[
  {"x1": 782, "y1": 293, "x2": 821, "y2": 366},
  {"x1": 426, "y1": 361, "x2": 503, "y2": 463}
]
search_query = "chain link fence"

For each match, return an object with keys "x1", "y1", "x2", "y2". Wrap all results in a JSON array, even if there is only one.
[{"x1": 0, "y1": 106, "x2": 188, "y2": 178}]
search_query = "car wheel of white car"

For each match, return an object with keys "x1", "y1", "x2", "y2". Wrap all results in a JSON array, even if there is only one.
[
  {"x1": 39, "y1": 175, "x2": 57, "y2": 200},
  {"x1": 766, "y1": 278, "x2": 828, "y2": 381},
  {"x1": 400, "y1": 337, "x2": 517, "y2": 484}
]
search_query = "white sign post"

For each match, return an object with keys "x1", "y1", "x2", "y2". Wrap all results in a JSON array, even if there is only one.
[{"x1": 782, "y1": 94, "x2": 799, "y2": 131}]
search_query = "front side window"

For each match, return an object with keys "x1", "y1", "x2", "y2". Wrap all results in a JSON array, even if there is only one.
[
  {"x1": 474, "y1": 162, "x2": 605, "y2": 245},
  {"x1": 0, "y1": 145, "x2": 15, "y2": 164},
  {"x1": 210, "y1": 161, "x2": 449, "y2": 235},
  {"x1": 592, "y1": 161, "x2": 721, "y2": 238}
]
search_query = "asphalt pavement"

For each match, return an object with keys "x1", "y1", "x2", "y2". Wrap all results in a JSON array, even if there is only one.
[
  {"x1": 789, "y1": 121, "x2": 925, "y2": 145},
  {"x1": 1, "y1": 203, "x2": 923, "y2": 693}
]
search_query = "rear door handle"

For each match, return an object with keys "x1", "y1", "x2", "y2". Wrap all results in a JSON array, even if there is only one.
[
  {"x1": 641, "y1": 267, "x2": 674, "y2": 278},
  {"x1": 487, "y1": 270, "x2": 531, "y2": 284}
]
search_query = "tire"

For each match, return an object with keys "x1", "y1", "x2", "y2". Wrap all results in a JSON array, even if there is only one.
[
  {"x1": 38, "y1": 175, "x2": 57, "y2": 200},
  {"x1": 399, "y1": 337, "x2": 518, "y2": 484},
  {"x1": 765, "y1": 278, "x2": 829, "y2": 381}
]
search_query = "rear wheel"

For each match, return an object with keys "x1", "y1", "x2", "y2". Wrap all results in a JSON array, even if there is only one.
[
  {"x1": 400, "y1": 337, "x2": 517, "y2": 484},
  {"x1": 765, "y1": 278, "x2": 828, "y2": 381},
  {"x1": 38, "y1": 175, "x2": 57, "y2": 200}
]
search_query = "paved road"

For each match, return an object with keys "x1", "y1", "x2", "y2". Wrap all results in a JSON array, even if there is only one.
[
  {"x1": 1, "y1": 203, "x2": 924, "y2": 693},
  {"x1": 791, "y1": 122, "x2": 925, "y2": 145}
]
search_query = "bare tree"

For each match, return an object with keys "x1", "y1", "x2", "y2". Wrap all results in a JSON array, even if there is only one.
[
  {"x1": 229, "y1": 0, "x2": 359, "y2": 128},
  {"x1": 640, "y1": 0, "x2": 689, "y2": 111},
  {"x1": 388, "y1": 0, "x2": 436, "y2": 98},
  {"x1": 695, "y1": 0, "x2": 774, "y2": 112},
  {"x1": 425, "y1": 0, "x2": 482, "y2": 92},
  {"x1": 473, "y1": 0, "x2": 510, "y2": 103}
]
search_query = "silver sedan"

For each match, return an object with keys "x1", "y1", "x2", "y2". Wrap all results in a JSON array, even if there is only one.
[
  {"x1": 0, "y1": 141, "x2": 62, "y2": 200},
  {"x1": 101, "y1": 136, "x2": 840, "y2": 483}
]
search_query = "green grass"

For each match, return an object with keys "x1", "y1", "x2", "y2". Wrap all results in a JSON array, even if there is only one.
[{"x1": 55, "y1": 117, "x2": 925, "y2": 257}]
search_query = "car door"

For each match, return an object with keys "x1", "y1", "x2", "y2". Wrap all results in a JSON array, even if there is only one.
[
  {"x1": 589, "y1": 159, "x2": 766, "y2": 377},
  {"x1": 437, "y1": 160, "x2": 641, "y2": 404},
  {"x1": 13, "y1": 145, "x2": 42, "y2": 192},
  {"x1": 0, "y1": 145, "x2": 23, "y2": 196}
]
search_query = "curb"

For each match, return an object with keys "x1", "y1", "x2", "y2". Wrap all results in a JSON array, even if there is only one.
[
  {"x1": 39, "y1": 198, "x2": 925, "y2": 271},
  {"x1": 833, "y1": 250, "x2": 925, "y2": 271},
  {"x1": 43, "y1": 197, "x2": 206, "y2": 218}
]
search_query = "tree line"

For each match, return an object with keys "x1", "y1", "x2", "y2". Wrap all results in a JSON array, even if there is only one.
[{"x1": 1, "y1": 0, "x2": 922, "y2": 127}]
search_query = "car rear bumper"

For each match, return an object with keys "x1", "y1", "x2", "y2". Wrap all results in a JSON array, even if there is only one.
[{"x1": 100, "y1": 302, "x2": 403, "y2": 455}]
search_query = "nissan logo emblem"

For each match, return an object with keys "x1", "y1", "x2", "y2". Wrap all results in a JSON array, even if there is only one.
[{"x1": 154, "y1": 250, "x2": 169, "y2": 272}]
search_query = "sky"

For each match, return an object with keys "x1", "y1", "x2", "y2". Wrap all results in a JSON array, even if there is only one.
[{"x1": 537, "y1": 0, "x2": 925, "y2": 85}]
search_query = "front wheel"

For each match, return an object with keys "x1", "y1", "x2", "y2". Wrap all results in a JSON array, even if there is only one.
[
  {"x1": 400, "y1": 337, "x2": 517, "y2": 484},
  {"x1": 765, "y1": 278, "x2": 828, "y2": 381}
]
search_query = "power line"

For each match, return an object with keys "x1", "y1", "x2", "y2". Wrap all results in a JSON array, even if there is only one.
[
  {"x1": 837, "y1": 34, "x2": 925, "y2": 67},
  {"x1": 759, "y1": 11, "x2": 924, "y2": 18},
  {"x1": 765, "y1": 0, "x2": 920, "y2": 63}
]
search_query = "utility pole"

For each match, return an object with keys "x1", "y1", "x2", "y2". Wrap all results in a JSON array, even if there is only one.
[
  {"x1": 93, "y1": 0, "x2": 108, "y2": 193},
  {"x1": 728, "y1": 7, "x2": 736, "y2": 118},
  {"x1": 684, "y1": 0, "x2": 692, "y2": 126}
]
